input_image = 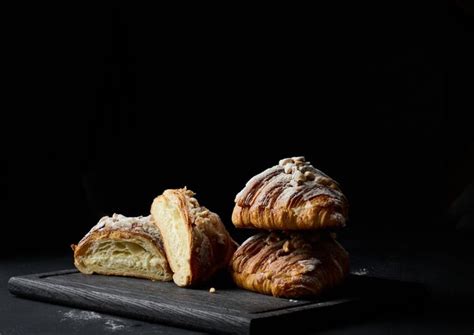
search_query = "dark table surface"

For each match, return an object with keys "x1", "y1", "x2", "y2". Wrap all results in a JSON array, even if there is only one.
[{"x1": 1, "y1": 233, "x2": 473, "y2": 335}]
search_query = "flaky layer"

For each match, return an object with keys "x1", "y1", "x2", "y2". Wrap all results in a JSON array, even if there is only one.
[
  {"x1": 230, "y1": 231, "x2": 349, "y2": 298},
  {"x1": 232, "y1": 157, "x2": 348, "y2": 230},
  {"x1": 151, "y1": 188, "x2": 238, "y2": 287},
  {"x1": 72, "y1": 214, "x2": 172, "y2": 281}
]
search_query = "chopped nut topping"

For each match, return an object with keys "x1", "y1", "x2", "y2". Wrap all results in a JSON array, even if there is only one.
[
  {"x1": 294, "y1": 161, "x2": 304, "y2": 167},
  {"x1": 314, "y1": 176, "x2": 330, "y2": 185},
  {"x1": 185, "y1": 189, "x2": 196, "y2": 197},
  {"x1": 294, "y1": 170, "x2": 306, "y2": 184},
  {"x1": 198, "y1": 209, "x2": 209, "y2": 217},
  {"x1": 304, "y1": 171, "x2": 316, "y2": 180},
  {"x1": 279, "y1": 158, "x2": 294, "y2": 166},
  {"x1": 292, "y1": 156, "x2": 305, "y2": 162},
  {"x1": 189, "y1": 198, "x2": 199, "y2": 207},
  {"x1": 299, "y1": 165, "x2": 310, "y2": 173},
  {"x1": 284, "y1": 165, "x2": 292, "y2": 174},
  {"x1": 282, "y1": 240, "x2": 291, "y2": 253}
]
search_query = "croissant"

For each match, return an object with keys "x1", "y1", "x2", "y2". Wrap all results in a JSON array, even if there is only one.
[
  {"x1": 72, "y1": 214, "x2": 172, "y2": 281},
  {"x1": 151, "y1": 188, "x2": 238, "y2": 287},
  {"x1": 230, "y1": 231, "x2": 349, "y2": 298},
  {"x1": 232, "y1": 156, "x2": 348, "y2": 230}
]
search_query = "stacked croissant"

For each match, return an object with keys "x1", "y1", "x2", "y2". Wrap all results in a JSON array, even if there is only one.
[
  {"x1": 230, "y1": 157, "x2": 350, "y2": 298},
  {"x1": 72, "y1": 157, "x2": 349, "y2": 298}
]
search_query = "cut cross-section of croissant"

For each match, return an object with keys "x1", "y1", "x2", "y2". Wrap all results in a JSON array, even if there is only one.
[
  {"x1": 230, "y1": 231, "x2": 349, "y2": 298},
  {"x1": 72, "y1": 214, "x2": 172, "y2": 281},
  {"x1": 232, "y1": 156, "x2": 349, "y2": 230},
  {"x1": 151, "y1": 188, "x2": 238, "y2": 287}
]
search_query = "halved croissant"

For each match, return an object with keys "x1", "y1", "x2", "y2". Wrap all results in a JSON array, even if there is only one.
[
  {"x1": 232, "y1": 156, "x2": 348, "y2": 230},
  {"x1": 230, "y1": 231, "x2": 349, "y2": 298},
  {"x1": 72, "y1": 214, "x2": 172, "y2": 281},
  {"x1": 151, "y1": 188, "x2": 237, "y2": 287}
]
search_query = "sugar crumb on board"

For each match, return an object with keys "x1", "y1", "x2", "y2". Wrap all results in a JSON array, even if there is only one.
[
  {"x1": 352, "y1": 267, "x2": 369, "y2": 275},
  {"x1": 59, "y1": 310, "x2": 127, "y2": 331},
  {"x1": 105, "y1": 319, "x2": 125, "y2": 331},
  {"x1": 60, "y1": 310, "x2": 102, "y2": 321}
]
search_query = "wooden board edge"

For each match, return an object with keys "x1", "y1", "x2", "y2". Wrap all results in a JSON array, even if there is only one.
[{"x1": 8, "y1": 275, "x2": 252, "y2": 335}]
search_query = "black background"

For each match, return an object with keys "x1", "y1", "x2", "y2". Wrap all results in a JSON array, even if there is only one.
[
  {"x1": 2, "y1": 4, "x2": 474, "y2": 334},
  {"x1": 3, "y1": 3, "x2": 473, "y2": 253}
]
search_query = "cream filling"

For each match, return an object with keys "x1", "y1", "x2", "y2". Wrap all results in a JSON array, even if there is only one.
[{"x1": 82, "y1": 239, "x2": 167, "y2": 276}]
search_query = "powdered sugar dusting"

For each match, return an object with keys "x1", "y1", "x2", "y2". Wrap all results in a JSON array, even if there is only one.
[
  {"x1": 79, "y1": 214, "x2": 162, "y2": 245},
  {"x1": 105, "y1": 319, "x2": 125, "y2": 331},
  {"x1": 60, "y1": 310, "x2": 102, "y2": 321},
  {"x1": 352, "y1": 267, "x2": 369, "y2": 276},
  {"x1": 59, "y1": 310, "x2": 128, "y2": 331}
]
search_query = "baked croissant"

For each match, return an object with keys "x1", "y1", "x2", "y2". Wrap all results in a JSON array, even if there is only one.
[
  {"x1": 232, "y1": 156, "x2": 348, "y2": 230},
  {"x1": 230, "y1": 231, "x2": 349, "y2": 298},
  {"x1": 151, "y1": 188, "x2": 238, "y2": 287},
  {"x1": 72, "y1": 214, "x2": 172, "y2": 281}
]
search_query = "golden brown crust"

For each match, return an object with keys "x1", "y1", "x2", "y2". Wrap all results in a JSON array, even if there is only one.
[
  {"x1": 151, "y1": 188, "x2": 238, "y2": 287},
  {"x1": 230, "y1": 231, "x2": 349, "y2": 298},
  {"x1": 72, "y1": 214, "x2": 172, "y2": 281},
  {"x1": 232, "y1": 157, "x2": 348, "y2": 230}
]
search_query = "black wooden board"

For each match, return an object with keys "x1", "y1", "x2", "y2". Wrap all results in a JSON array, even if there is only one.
[{"x1": 8, "y1": 270, "x2": 424, "y2": 334}]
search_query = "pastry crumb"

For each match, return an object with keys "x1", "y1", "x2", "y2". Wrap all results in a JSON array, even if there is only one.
[{"x1": 209, "y1": 287, "x2": 216, "y2": 293}]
